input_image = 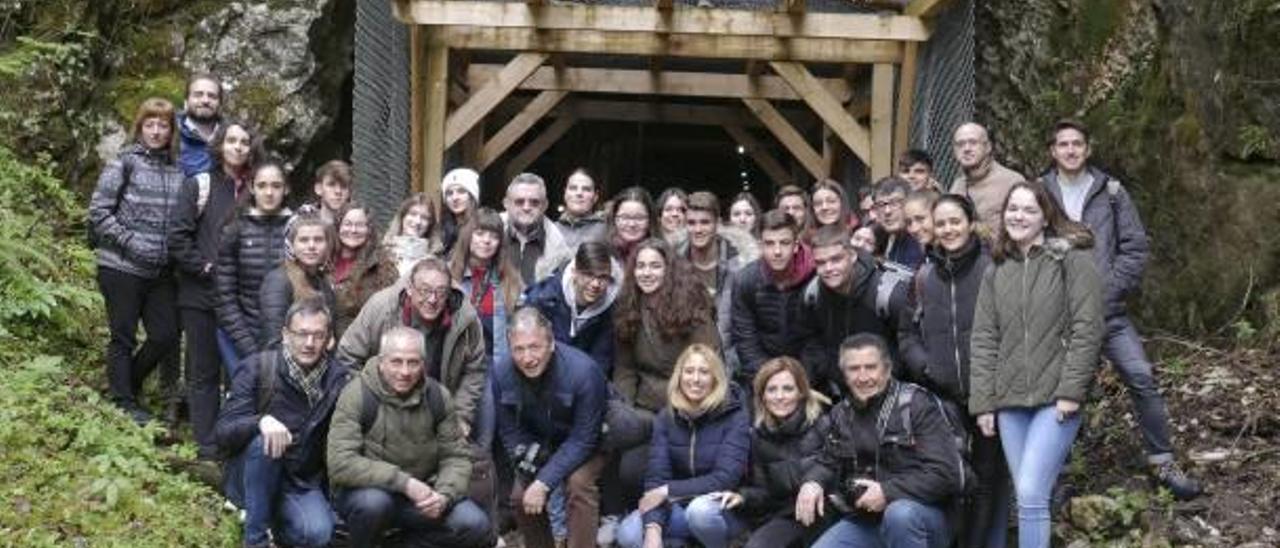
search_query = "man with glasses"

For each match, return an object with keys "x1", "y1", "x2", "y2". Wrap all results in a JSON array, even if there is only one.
[
  {"x1": 522, "y1": 240, "x2": 624, "y2": 376},
  {"x1": 873, "y1": 177, "x2": 925, "y2": 270},
  {"x1": 502, "y1": 172, "x2": 572, "y2": 285},
  {"x1": 949, "y1": 122, "x2": 1025, "y2": 236},
  {"x1": 215, "y1": 298, "x2": 349, "y2": 548}
]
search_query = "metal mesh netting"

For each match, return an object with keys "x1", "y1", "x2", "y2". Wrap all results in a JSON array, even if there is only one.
[
  {"x1": 908, "y1": 0, "x2": 975, "y2": 188},
  {"x1": 353, "y1": 0, "x2": 412, "y2": 228}
]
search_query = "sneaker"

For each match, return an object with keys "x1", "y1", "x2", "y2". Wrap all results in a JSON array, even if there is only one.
[
  {"x1": 1153, "y1": 461, "x2": 1203, "y2": 500},
  {"x1": 596, "y1": 514, "x2": 621, "y2": 546}
]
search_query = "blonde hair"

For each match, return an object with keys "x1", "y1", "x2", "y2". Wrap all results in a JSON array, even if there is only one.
[
  {"x1": 666, "y1": 343, "x2": 729, "y2": 416},
  {"x1": 751, "y1": 356, "x2": 829, "y2": 429}
]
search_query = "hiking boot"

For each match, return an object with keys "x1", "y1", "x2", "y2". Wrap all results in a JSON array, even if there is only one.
[
  {"x1": 596, "y1": 513, "x2": 621, "y2": 546},
  {"x1": 1152, "y1": 461, "x2": 1203, "y2": 500}
]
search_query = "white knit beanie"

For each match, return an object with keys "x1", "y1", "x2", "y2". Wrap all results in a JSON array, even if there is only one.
[{"x1": 442, "y1": 168, "x2": 481, "y2": 203}]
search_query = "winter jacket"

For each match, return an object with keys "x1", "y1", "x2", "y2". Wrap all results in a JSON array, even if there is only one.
[
  {"x1": 494, "y1": 342, "x2": 608, "y2": 490},
  {"x1": 522, "y1": 255, "x2": 624, "y2": 375},
  {"x1": 730, "y1": 247, "x2": 816, "y2": 380},
  {"x1": 738, "y1": 412, "x2": 831, "y2": 519},
  {"x1": 214, "y1": 208, "x2": 293, "y2": 356},
  {"x1": 332, "y1": 246, "x2": 398, "y2": 338},
  {"x1": 336, "y1": 283, "x2": 489, "y2": 430},
  {"x1": 804, "y1": 380, "x2": 962, "y2": 508},
  {"x1": 899, "y1": 239, "x2": 991, "y2": 403},
  {"x1": 385, "y1": 235, "x2": 444, "y2": 279},
  {"x1": 177, "y1": 113, "x2": 216, "y2": 178},
  {"x1": 950, "y1": 159, "x2": 1025, "y2": 236},
  {"x1": 613, "y1": 314, "x2": 721, "y2": 414},
  {"x1": 968, "y1": 237, "x2": 1105, "y2": 415},
  {"x1": 1041, "y1": 166, "x2": 1150, "y2": 318},
  {"x1": 500, "y1": 212, "x2": 572, "y2": 284},
  {"x1": 214, "y1": 348, "x2": 350, "y2": 479},
  {"x1": 258, "y1": 264, "x2": 338, "y2": 350},
  {"x1": 327, "y1": 361, "x2": 472, "y2": 500},
  {"x1": 885, "y1": 233, "x2": 925, "y2": 270},
  {"x1": 557, "y1": 211, "x2": 609, "y2": 250},
  {"x1": 88, "y1": 144, "x2": 185, "y2": 278},
  {"x1": 457, "y1": 265, "x2": 512, "y2": 368},
  {"x1": 642, "y1": 385, "x2": 751, "y2": 527},
  {"x1": 798, "y1": 251, "x2": 909, "y2": 396},
  {"x1": 168, "y1": 169, "x2": 243, "y2": 309},
  {"x1": 677, "y1": 226, "x2": 760, "y2": 375}
]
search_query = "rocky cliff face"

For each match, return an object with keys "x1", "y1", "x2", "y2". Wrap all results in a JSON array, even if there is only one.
[{"x1": 975, "y1": 0, "x2": 1280, "y2": 335}]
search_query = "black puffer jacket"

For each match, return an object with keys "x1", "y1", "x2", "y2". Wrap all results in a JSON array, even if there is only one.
[
  {"x1": 899, "y1": 239, "x2": 991, "y2": 403},
  {"x1": 257, "y1": 264, "x2": 337, "y2": 350},
  {"x1": 168, "y1": 170, "x2": 243, "y2": 309},
  {"x1": 739, "y1": 411, "x2": 831, "y2": 519},
  {"x1": 88, "y1": 144, "x2": 185, "y2": 278},
  {"x1": 730, "y1": 257, "x2": 814, "y2": 380},
  {"x1": 215, "y1": 209, "x2": 292, "y2": 356}
]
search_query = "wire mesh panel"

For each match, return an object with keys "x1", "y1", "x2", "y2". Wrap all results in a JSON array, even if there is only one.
[
  {"x1": 353, "y1": 0, "x2": 412, "y2": 228},
  {"x1": 909, "y1": 0, "x2": 974, "y2": 188}
]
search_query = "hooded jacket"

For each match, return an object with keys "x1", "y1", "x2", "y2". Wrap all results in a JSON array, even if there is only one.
[
  {"x1": 214, "y1": 208, "x2": 293, "y2": 356},
  {"x1": 968, "y1": 236, "x2": 1105, "y2": 415},
  {"x1": 730, "y1": 244, "x2": 816, "y2": 379},
  {"x1": 522, "y1": 255, "x2": 624, "y2": 374},
  {"x1": 327, "y1": 361, "x2": 472, "y2": 500},
  {"x1": 899, "y1": 239, "x2": 991, "y2": 403},
  {"x1": 89, "y1": 144, "x2": 185, "y2": 278},
  {"x1": 168, "y1": 169, "x2": 243, "y2": 309},
  {"x1": 336, "y1": 283, "x2": 489, "y2": 430}
]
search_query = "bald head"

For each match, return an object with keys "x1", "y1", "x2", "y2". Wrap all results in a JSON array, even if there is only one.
[{"x1": 952, "y1": 122, "x2": 993, "y2": 172}]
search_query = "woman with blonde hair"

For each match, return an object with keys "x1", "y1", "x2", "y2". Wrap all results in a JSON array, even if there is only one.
[
  {"x1": 257, "y1": 213, "x2": 337, "y2": 349},
  {"x1": 383, "y1": 193, "x2": 443, "y2": 277},
  {"x1": 615, "y1": 343, "x2": 750, "y2": 548}
]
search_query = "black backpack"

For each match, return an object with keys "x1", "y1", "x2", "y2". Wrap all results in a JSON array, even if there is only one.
[
  {"x1": 878, "y1": 381, "x2": 976, "y2": 495},
  {"x1": 356, "y1": 377, "x2": 448, "y2": 434}
]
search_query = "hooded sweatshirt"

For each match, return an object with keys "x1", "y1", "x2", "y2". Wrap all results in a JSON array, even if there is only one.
[{"x1": 522, "y1": 256, "x2": 624, "y2": 374}]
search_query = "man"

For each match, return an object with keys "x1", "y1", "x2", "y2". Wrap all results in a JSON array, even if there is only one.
[
  {"x1": 557, "y1": 168, "x2": 608, "y2": 249},
  {"x1": 679, "y1": 191, "x2": 758, "y2": 373},
  {"x1": 310, "y1": 160, "x2": 353, "y2": 224},
  {"x1": 731, "y1": 209, "x2": 815, "y2": 384},
  {"x1": 178, "y1": 73, "x2": 223, "y2": 177},
  {"x1": 502, "y1": 172, "x2": 572, "y2": 285},
  {"x1": 328, "y1": 327, "x2": 494, "y2": 548},
  {"x1": 774, "y1": 184, "x2": 811, "y2": 229},
  {"x1": 949, "y1": 122, "x2": 1025, "y2": 235},
  {"x1": 494, "y1": 307, "x2": 609, "y2": 548},
  {"x1": 874, "y1": 177, "x2": 925, "y2": 269},
  {"x1": 215, "y1": 298, "x2": 349, "y2": 548},
  {"x1": 898, "y1": 148, "x2": 944, "y2": 193},
  {"x1": 522, "y1": 240, "x2": 624, "y2": 375},
  {"x1": 797, "y1": 334, "x2": 963, "y2": 548},
  {"x1": 799, "y1": 225, "x2": 910, "y2": 397},
  {"x1": 1040, "y1": 119, "x2": 1201, "y2": 499}
]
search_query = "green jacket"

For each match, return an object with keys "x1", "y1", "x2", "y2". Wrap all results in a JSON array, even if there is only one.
[
  {"x1": 326, "y1": 362, "x2": 472, "y2": 500},
  {"x1": 969, "y1": 237, "x2": 1105, "y2": 415}
]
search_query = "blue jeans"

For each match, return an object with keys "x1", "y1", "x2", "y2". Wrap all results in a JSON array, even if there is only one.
[
  {"x1": 616, "y1": 494, "x2": 748, "y2": 548},
  {"x1": 999, "y1": 405, "x2": 1082, "y2": 548},
  {"x1": 215, "y1": 328, "x2": 243, "y2": 380},
  {"x1": 810, "y1": 499, "x2": 951, "y2": 548},
  {"x1": 335, "y1": 487, "x2": 494, "y2": 548},
  {"x1": 228, "y1": 435, "x2": 334, "y2": 547},
  {"x1": 1103, "y1": 315, "x2": 1174, "y2": 461}
]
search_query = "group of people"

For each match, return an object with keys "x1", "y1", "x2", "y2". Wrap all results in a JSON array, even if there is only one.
[{"x1": 87, "y1": 73, "x2": 1204, "y2": 548}]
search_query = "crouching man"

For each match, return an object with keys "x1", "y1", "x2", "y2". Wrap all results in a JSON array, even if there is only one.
[
  {"x1": 215, "y1": 297, "x2": 349, "y2": 548},
  {"x1": 796, "y1": 334, "x2": 964, "y2": 548},
  {"x1": 327, "y1": 326, "x2": 494, "y2": 548}
]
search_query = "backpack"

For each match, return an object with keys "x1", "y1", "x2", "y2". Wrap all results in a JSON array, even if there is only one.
[
  {"x1": 802, "y1": 260, "x2": 906, "y2": 324},
  {"x1": 87, "y1": 155, "x2": 135, "y2": 249},
  {"x1": 357, "y1": 377, "x2": 448, "y2": 434},
  {"x1": 877, "y1": 381, "x2": 976, "y2": 495}
]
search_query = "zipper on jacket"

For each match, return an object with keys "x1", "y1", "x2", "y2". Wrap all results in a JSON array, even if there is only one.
[
  {"x1": 1021, "y1": 261, "x2": 1030, "y2": 390},
  {"x1": 688, "y1": 422, "x2": 698, "y2": 473},
  {"x1": 949, "y1": 280, "x2": 962, "y2": 395}
]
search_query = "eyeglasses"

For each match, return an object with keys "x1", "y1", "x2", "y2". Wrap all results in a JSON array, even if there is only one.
[
  {"x1": 576, "y1": 272, "x2": 613, "y2": 286},
  {"x1": 286, "y1": 328, "x2": 328, "y2": 343},
  {"x1": 511, "y1": 198, "x2": 543, "y2": 208},
  {"x1": 411, "y1": 285, "x2": 450, "y2": 301}
]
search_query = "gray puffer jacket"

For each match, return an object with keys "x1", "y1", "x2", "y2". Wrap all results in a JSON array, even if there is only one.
[{"x1": 89, "y1": 144, "x2": 185, "y2": 278}]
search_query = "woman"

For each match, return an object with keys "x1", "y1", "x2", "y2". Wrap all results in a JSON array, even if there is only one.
[
  {"x1": 903, "y1": 190, "x2": 940, "y2": 248},
  {"x1": 383, "y1": 193, "x2": 443, "y2": 278},
  {"x1": 616, "y1": 344, "x2": 751, "y2": 548},
  {"x1": 448, "y1": 207, "x2": 524, "y2": 365},
  {"x1": 810, "y1": 179, "x2": 858, "y2": 230},
  {"x1": 719, "y1": 357, "x2": 831, "y2": 548},
  {"x1": 215, "y1": 161, "x2": 293, "y2": 370},
  {"x1": 557, "y1": 167, "x2": 608, "y2": 248},
  {"x1": 656, "y1": 187, "x2": 689, "y2": 246},
  {"x1": 331, "y1": 202, "x2": 398, "y2": 338},
  {"x1": 727, "y1": 192, "x2": 762, "y2": 238},
  {"x1": 899, "y1": 194, "x2": 1009, "y2": 548},
  {"x1": 969, "y1": 181, "x2": 1104, "y2": 548},
  {"x1": 607, "y1": 186, "x2": 657, "y2": 261},
  {"x1": 440, "y1": 167, "x2": 480, "y2": 254},
  {"x1": 168, "y1": 120, "x2": 259, "y2": 454},
  {"x1": 257, "y1": 213, "x2": 336, "y2": 350},
  {"x1": 88, "y1": 97, "x2": 185, "y2": 425}
]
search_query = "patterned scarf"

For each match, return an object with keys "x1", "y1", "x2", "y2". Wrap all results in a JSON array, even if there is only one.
[{"x1": 283, "y1": 346, "x2": 329, "y2": 406}]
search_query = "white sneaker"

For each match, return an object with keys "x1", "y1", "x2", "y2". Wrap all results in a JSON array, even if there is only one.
[{"x1": 596, "y1": 514, "x2": 621, "y2": 546}]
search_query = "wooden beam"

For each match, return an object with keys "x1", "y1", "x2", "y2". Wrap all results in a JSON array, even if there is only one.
[
  {"x1": 655, "y1": 0, "x2": 673, "y2": 10},
  {"x1": 436, "y1": 27, "x2": 904, "y2": 64},
  {"x1": 742, "y1": 98, "x2": 826, "y2": 181},
  {"x1": 466, "y1": 64, "x2": 852, "y2": 102},
  {"x1": 422, "y1": 35, "x2": 449, "y2": 196},
  {"x1": 784, "y1": 0, "x2": 806, "y2": 14},
  {"x1": 893, "y1": 42, "x2": 919, "y2": 161},
  {"x1": 550, "y1": 98, "x2": 814, "y2": 129},
  {"x1": 870, "y1": 63, "x2": 895, "y2": 180},
  {"x1": 478, "y1": 90, "x2": 569, "y2": 170},
  {"x1": 394, "y1": 0, "x2": 930, "y2": 42},
  {"x1": 723, "y1": 123, "x2": 790, "y2": 186},
  {"x1": 770, "y1": 61, "x2": 872, "y2": 163},
  {"x1": 445, "y1": 52, "x2": 547, "y2": 148},
  {"x1": 904, "y1": 0, "x2": 954, "y2": 18},
  {"x1": 505, "y1": 115, "x2": 578, "y2": 181}
]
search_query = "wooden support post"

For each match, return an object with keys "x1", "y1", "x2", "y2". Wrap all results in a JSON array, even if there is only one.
[
  {"x1": 742, "y1": 98, "x2": 826, "y2": 181},
  {"x1": 723, "y1": 124, "x2": 790, "y2": 186},
  {"x1": 466, "y1": 64, "x2": 854, "y2": 102},
  {"x1": 870, "y1": 63, "x2": 895, "y2": 180},
  {"x1": 770, "y1": 61, "x2": 872, "y2": 165},
  {"x1": 905, "y1": 0, "x2": 955, "y2": 18},
  {"x1": 505, "y1": 115, "x2": 577, "y2": 181},
  {"x1": 893, "y1": 42, "x2": 919, "y2": 160},
  {"x1": 445, "y1": 52, "x2": 548, "y2": 148},
  {"x1": 411, "y1": 27, "x2": 449, "y2": 194},
  {"x1": 478, "y1": 90, "x2": 569, "y2": 170}
]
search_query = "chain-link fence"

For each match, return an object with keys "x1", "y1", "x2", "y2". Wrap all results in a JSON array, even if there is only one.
[
  {"x1": 909, "y1": 0, "x2": 975, "y2": 188},
  {"x1": 353, "y1": 0, "x2": 412, "y2": 228}
]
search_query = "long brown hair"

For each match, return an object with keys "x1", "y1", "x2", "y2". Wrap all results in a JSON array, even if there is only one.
[
  {"x1": 810, "y1": 179, "x2": 856, "y2": 228},
  {"x1": 991, "y1": 180, "x2": 1094, "y2": 263},
  {"x1": 448, "y1": 207, "x2": 523, "y2": 314},
  {"x1": 129, "y1": 97, "x2": 180, "y2": 163},
  {"x1": 383, "y1": 193, "x2": 441, "y2": 245},
  {"x1": 614, "y1": 238, "x2": 714, "y2": 342}
]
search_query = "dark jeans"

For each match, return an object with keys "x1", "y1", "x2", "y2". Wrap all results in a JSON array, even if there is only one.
[
  {"x1": 961, "y1": 417, "x2": 1011, "y2": 548},
  {"x1": 181, "y1": 307, "x2": 221, "y2": 455},
  {"x1": 225, "y1": 435, "x2": 334, "y2": 547},
  {"x1": 741, "y1": 514, "x2": 830, "y2": 548},
  {"x1": 1104, "y1": 314, "x2": 1175, "y2": 461},
  {"x1": 601, "y1": 442, "x2": 648, "y2": 516},
  {"x1": 335, "y1": 487, "x2": 494, "y2": 548},
  {"x1": 512, "y1": 453, "x2": 606, "y2": 548},
  {"x1": 97, "y1": 267, "x2": 180, "y2": 409}
]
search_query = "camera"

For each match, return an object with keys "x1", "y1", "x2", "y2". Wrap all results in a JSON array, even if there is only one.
[
  {"x1": 512, "y1": 442, "x2": 551, "y2": 481},
  {"x1": 827, "y1": 477, "x2": 870, "y2": 516}
]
